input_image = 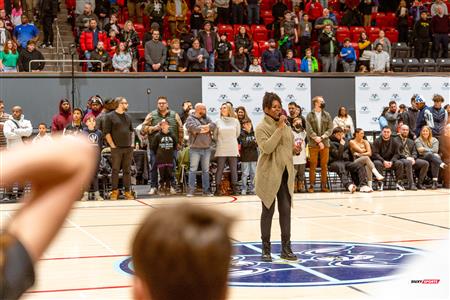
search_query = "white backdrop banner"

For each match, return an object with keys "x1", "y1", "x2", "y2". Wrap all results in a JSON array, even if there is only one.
[
  {"x1": 202, "y1": 76, "x2": 312, "y2": 125},
  {"x1": 355, "y1": 76, "x2": 450, "y2": 132}
]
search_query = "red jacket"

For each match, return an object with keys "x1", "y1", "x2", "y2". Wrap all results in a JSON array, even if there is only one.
[
  {"x1": 80, "y1": 29, "x2": 107, "y2": 52},
  {"x1": 305, "y1": 1, "x2": 324, "y2": 21}
]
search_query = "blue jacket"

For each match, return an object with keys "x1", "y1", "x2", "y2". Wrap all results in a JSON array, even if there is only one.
[
  {"x1": 340, "y1": 46, "x2": 356, "y2": 62},
  {"x1": 300, "y1": 56, "x2": 318, "y2": 73}
]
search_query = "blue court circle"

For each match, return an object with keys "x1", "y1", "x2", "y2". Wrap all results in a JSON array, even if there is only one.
[{"x1": 117, "y1": 241, "x2": 425, "y2": 287}]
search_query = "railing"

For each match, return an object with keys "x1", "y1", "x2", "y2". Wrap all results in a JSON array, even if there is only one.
[
  {"x1": 29, "y1": 59, "x2": 104, "y2": 72},
  {"x1": 54, "y1": 22, "x2": 67, "y2": 72}
]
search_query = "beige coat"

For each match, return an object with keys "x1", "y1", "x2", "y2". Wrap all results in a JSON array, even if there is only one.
[{"x1": 255, "y1": 115, "x2": 295, "y2": 209}]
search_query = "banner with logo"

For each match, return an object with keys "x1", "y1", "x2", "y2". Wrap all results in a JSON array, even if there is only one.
[
  {"x1": 202, "y1": 76, "x2": 312, "y2": 125},
  {"x1": 355, "y1": 76, "x2": 450, "y2": 132}
]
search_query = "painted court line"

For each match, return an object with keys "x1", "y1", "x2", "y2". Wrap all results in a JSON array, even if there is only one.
[
  {"x1": 27, "y1": 285, "x2": 131, "y2": 294},
  {"x1": 67, "y1": 218, "x2": 117, "y2": 254}
]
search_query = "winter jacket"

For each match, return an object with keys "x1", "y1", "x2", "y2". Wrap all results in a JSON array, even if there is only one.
[
  {"x1": 329, "y1": 135, "x2": 351, "y2": 163},
  {"x1": 3, "y1": 115, "x2": 32, "y2": 148},
  {"x1": 300, "y1": 56, "x2": 318, "y2": 72},
  {"x1": 413, "y1": 19, "x2": 431, "y2": 41},
  {"x1": 261, "y1": 48, "x2": 283, "y2": 71},
  {"x1": 17, "y1": 49, "x2": 45, "y2": 72},
  {"x1": 319, "y1": 30, "x2": 338, "y2": 55},
  {"x1": 239, "y1": 129, "x2": 258, "y2": 162},
  {"x1": 80, "y1": 29, "x2": 107, "y2": 52},
  {"x1": 51, "y1": 99, "x2": 72, "y2": 132},
  {"x1": 340, "y1": 46, "x2": 357, "y2": 62},
  {"x1": 372, "y1": 137, "x2": 401, "y2": 162},
  {"x1": 198, "y1": 30, "x2": 219, "y2": 52}
]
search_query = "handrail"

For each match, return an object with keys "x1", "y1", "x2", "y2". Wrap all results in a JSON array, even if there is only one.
[
  {"x1": 55, "y1": 22, "x2": 67, "y2": 71},
  {"x1": 29, "y1": 59, "x2": 104, "y2": 72}
]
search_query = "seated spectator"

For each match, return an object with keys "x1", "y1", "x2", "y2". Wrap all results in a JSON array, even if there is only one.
[
  {"x1": 51, "y1": 99, "x2": 72, "y2": 133},
  {"x1": 75, "y1": 3, "x2": 99, "y2": 34},
  {"x1": 0, "y1": 39, "x2": 19, "y2": 72},
  {"x1": 202, "y1": 0, "x2": 217, "y2": 24},
  {"x1": 413, "y1": 11, "x2": 431, "y2": 59},
  {"x1": 373, "y1": 30, "x2": 391, "y2": 56},
  {"x1": 333, "y1": 106, "x2": 354, "y2": 139},
  {"x1": 298, "y1": 12, "x2": 312, "y2": 57},
  {"x1": 80, "y1": 19, "x2": 107, "y2": 71},
  {"x1": 248, "y1": 56, "x2": 263, "y2": 72},
  {"x1": 216, "y1": 33, "x2": 232, "y2": 72},
  {"x1": 131, "y1": 203, "x2": 232, "y2": 300},
  {"x1": 198, "y1": 21, "x2": 218, "y2": 72},
  {"x1": 410, "y1": 0, "x2": 428, "y2": 23},
  {"x1": 144, "y1": 0, "x2": 166, "y2": 37},
  {"x1": 291, "y1": 116, "x2": 307, "y2": 192},
  {"x1": 103, "y1": 13, "x2": 120, "y2": 37},
  {"x1": 12, "y1": 15, "x2": 39, "y2": 49},
  {"x1": 318, "y1": 24, "x2": 338, "y2": 72},
  {"x1": 83, "y1": 96, "x2": 103, "y2": 122},
  {"x1": 166, "y1": 38, "x2": 187, "y2": 72},
  {"x1": 120, "y1": 20, "x2": 140, "y2": 72},
  {"x1": 279, "y1": 10, "x2": 298, "y2": 55},
  {"x1": 283, "y1": 49, "x2": 298, "y2": 72},
  {"x1": 94, "y1": 0, "x2": 111, "y2": 30},
  {"x1": 396, "y1": 0, "x2": 409, "y2": 43},
  {"x1": 112, "y1": 42, "x2": 133, "y2": 73},
  {"x1": 230, "y1": 46, "x2": 247, "y2": 72},
  {"x1": 144, "y1": 29, "x2": 166, "y2": 72},
  {"x1": 187, "y1": 38, "x2": 209, "y2": 71},
  {"x1": 372, "y1": 126, "x2": 405, "y2": 191},
  {"x1": 89, "y1": 41, "x2": 112, "y2": 72},
  {"x1": 190, "y1": 4, "x2": 204, "y2": 37},
  {"x1": 261, "y1": 38, "x2": 283, "y2": 72},
  {"x1": 415, "y1": 125, "x2": 448, "y2": 189},
  {"x1": 63, "y1": 108, "x2": 84, "y2": 136},
  {"x1": 239, "y1": 118, "x2": 258, "y2": 195},
  {"x1": 18, "y1": 40, "x2": 45, "y2": 72},
  {"x1": 300, "y1": 47, "x2": 318, "y2": 73},
  {"x1": 439, "y1": 124, "x2": 450, "y2": 188},
  {"x1": 0, "y1": 19, "x2": 12, "y2": 51},
  {"x1": 32, "y1": 123, "x2": 52, "y2": 144},
  {"x1": 166, "y1": 0, "x2": 188, "y2": 38},
  {"x1": 105, "y1": 29, "x2": 120, "y2": 57},
  {"x1": 370, "y1": 43, "x2": 390, "y2": 73},
  {"x1": 358, "y1": 32, "x2": 371, "y2": 57},
  {"x1": 359, "y1": 0, "x2": 374, "y2": 27},
  {"x1": 340, "y1": 38, "x2": 357, "y2": 72},
  {"x1": 3, "y1": 105, "x2": 32, "y2": 148},
  {"x1": 430, "y1": 6, "x2": 449, "y2": 59}
]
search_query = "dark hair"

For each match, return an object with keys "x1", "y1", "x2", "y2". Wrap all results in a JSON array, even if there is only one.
[
  {"x1": 132, "y1": 203, "x2": 232, "y2": 300},
  {"x1": 73, "y1": 108, "x2": 84, "y2": 116},
  {"x1": 399, "y1": 104, "x2": 406, "y2": 109},
  {"x1": 353, "y1": 128, "x2": 364, "y2": 139},
  {"x1": 338, "y1": 106, "x2": 347, "y2": 118},
  {"x1": 444, "y1": 104, "x2": 449, "y2": 110},
  {"x1": 38, "y1": 122, "x2": 47, "y2": 127},
  {"x1": 288, "y1": 101, "x2": 297, "y2": 106},
  {"x1": 262, "y1": 92, "x2": 282, "y2": 111},
  {"x1": 235, "y1": 106, "x2": 249, "y2": 120},
  {"x1": 332, "y1": 127, "x2": 344, "y2": 135},
  {"x1": 157, "y1": 96, "x2": 168, "y2": 103},
  {"x1": 343, "y1": 38, "x2": 351, "y2": 43},
  {"x1": 432, "y1": 94, "x2": 444, "y2": 103},
  {"x1": 381, "y1": 126, "x2": 391, "y2": 131},
  {"x1": 388, "y1": 100, "x2": 397, "y2": 106}
]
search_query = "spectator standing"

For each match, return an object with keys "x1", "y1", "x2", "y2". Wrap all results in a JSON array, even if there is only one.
[
  {"x1": 318, "y1": 24, "x2": 338, "y2": 72},
  {"x1": 112, "y1": 41, "x2": 132, "y2": 72},
  {"x1": 179, "y1": 100, "x2": 192, "y2": 124},
  {"x1": 32, "y1": 123, "x2": 52, "y2": 143},
  {"x1": 395, "y1": 124, "x2": 429, "y2": 190},
  {"x1": 76, "y1": 0, "x2": 96, "y2": 15},
  {"x1": 357, "y1": 32, "x2": 371, "y2": 57},
  {"x1": 93, "y1": 0, "x2": 110, "y2": 30},
  {"x1": 198, "y1": 21, "x2": 218, "y2": 72},
  {"x1": 12, "y1": 15, "x2": 38, "y2": 49},
  {"x1": 75, "y1": 3, "x2": 99, "y2": 33},
  {"x1": 214, "y1": 102, "x2": 240, "y2": 196},
  {"x1": 202, "y1": 0, "x2": 217, "y2": 24},
  {"x1": 413, "y1": 11, "x2": 431, "y2": 59},
  {"x1": 215, "y1": 33, "x2": 232, "y2": 72},
  {"x1": 106, "y1": 30, "x2": 120, "y2": 57},
  {"x1": 298, "y1": 12, "x2": 312, "y2": 57},
  {"x1": 0, "y1": 19, "x2": 11, "y2": 52},
  {"x1": 185, "y1": 103, "x2": 216, "y2": 196},
  {"x1": 83, "y1": 96, "x2": 103, "y2": 122},
  {"x1": 261, "y1": 38, "x2": 283, "y2": 72},
  {"x1": 304, "y1": 0, "x2": 323, "y2": 23},
  {"x1": 0, "y1": 9, "x2": 14, "y2": 32},
  {"x1": 415, "y1": 126, "x2": 447, "y2": 189},
  {"x1": 283, "y1": 49, "x2": 298, "y2": 72},
  {"x1": 17, "y1": 40, "x2": 44, "y2": 72},
  {"x1": 126, "y1": 0, "x2": 144, "y2": 24},
  {"x1": 144, "y1": 29, "x2": 166, "y2": 72},
  {"x1": 239, "y1": 118, "x2": 258, "y2": 195},
  {"x1": 280, "y1": 10, "x2": 298, "y2": 55},
  {"x1": 104, "y1": 97, "x2": 135, "y2": 200},
  {"x1": 291, "y1": 116, "x2": 307, "y2": 193},
  {"x1": 373, "y1": 30, "x2": 391, "y2": 56},
  {"x1": 63, "y1": 108, "x2": 84, "y2": 136},
  {"x1": 370, "y1": 43, "x2": 390, "y2": 72},
  {"x1": 144, "y1": 0, "x2": 166, "y2": 37},
  {"x1": 402, "y1": 95, "x2": 420, "y2": 139},
  {"x1": 3, "y1": 105, "x2": 32, "y2": 149},
  {"x1": 272, "y1": 0, "x2": 288, "y2": 40},
  {"x1": 80, "y1": 19, "x2": 107, "y2": 71},
  {"x1": 255, "y1": 92, "x2": 298, "y2": 262},
  {"x1": 300, "y1": 47, "x2": 318, "y2": 72},
  {"x1": 39, "y1": 0, "x2": 57, "y2": 48},
  {"x1": 423, "y1": 94, "x2": 448, "y2": 137},
  {"x1": 372, "y1": 126, "x2": 405, "y2": 191},
  {"x1": 247, "y1": 0, "x2": 260, "y2": 24},
  {"x1": 235, "y1": 106, "x2": 250, "y2": 125},
  {"x1": 215, "y1": 0, "x2": 230, "y2": 24},
  {"x1": 103, "y1": 13, "x2": 120, "y2": 36},
  {"x1": 166, "y1": 0, "x2": 188, "y2": 38},
  {"x1": 430, "y1": 0, "x2": 448, "y2": 16},
  {"x1": 0, "y1": 99, "x2": 10, "y2": 149},
  {"x1": 359, "y1": 0, "x2": 374, "y2": 27},
  {"x1": 121, "y1": 20, "x2": 140, "y2": 72},
  {"x1": 0, "y1": 39, "x2": 18, "y2": 71},
  {"x1": 384, "y1": 100, "x2": 399, "y2": 134},
  {"x1": 166, "y1": 38, "x2": 187, "y2": 72},
  {"x1": 306, "y1": 96, "x2": 333, "y2": 193},
  {"x1": 189, "y1": 5, "x2": 204, "y2": 37},
  {"x1": 314, "y1": 8, "x2": 337, "y2": 33},
  {"x1": 410, "y1": 0, "x2": 428, "y2": 22},
  {"x1": 187, "y1": 38, "x2": 209, "y2": 71},
  {"x1": 234, "y1": 25, "x2": 253, "y2": 64},
  {"x1": 396, "y1": 0, "x2": 409, "y2": 43},
  {"x1": 51, "y1": 99, "x2": 72, "y2": 132},
  {"x1": 231, "y1": 0, "x2": 244, "y2": 24},
  {"x1": 339, "y1": 38, "x2": 356, "y2": 72},
  {"x1": 430, "y1": 6, "x2": 449, "y2": 59},
  {"x1": 90, "y1": 40, "x2": 112, "y2": 71},
  {"x1": 333, "y1": 106, "x2": 354, "y2": 139}
]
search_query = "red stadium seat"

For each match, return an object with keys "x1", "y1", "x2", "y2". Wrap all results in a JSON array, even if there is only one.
[
  {"x1": 258, "y1": 41, "x2": 269, "y2": 54},
  {"x1": 375, "y1": 14, "x2": 388, "y2": 28},
  {"x1": 217, "y1": 24, "x2": 234, "y2": 37},
  {"x1": 138, "y1": 45, "x2": 144, "y2": 58},
  {"x1": 351, "y1": 42, "x2": 360, "y2": 58},
  {"x1": 251, "y1": 41, "x2": 260, "y2": 57},
  {"x1": 385, "y1": 28, "x2": 399, "y2": 43},
  {"x1": 336, "y1": 26, "x2": 351, "y2": 43},
  {"x1": 366, "y1": 26, "x2": 380, "y2": 42},
  {"x1": 350, "y1": 26, "x2": 365, "y2": 42},
  {"x1": 261, "y1": 10, "x2": 274, "y2": 25},
  {"x1": 384, "y1": 12, "x2": 397, "y2": 27},
  {"x1": 134, "y1": 23, "x2": 145, "y2": 40},
  {"x1": 251, "y1": 24, "x2": 269, "y2": 41}
]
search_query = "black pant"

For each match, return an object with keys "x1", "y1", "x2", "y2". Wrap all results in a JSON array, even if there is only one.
[
  {"x1": 414, "y1": 40, "x2": 429, "y2": 59},
  {"x1": 215, "y1": 59, "x2": 230, "y2": 72},
  {"x1": 217, "y1": 7, "x2": 230, "y2": 24},
  {"x1": 42, "y1": 15, "x2": 54, "y2": 45},
  {"x1": 374, "y1": 160, "x2": 404, "y2": 182},
  {"x1": 433, "y1": 33, "x2": 449, "y2": 59},
  {"x1": 216, "y1": 156, "x2": 238, "y2": 188},
  {"x1": 261, "y1": 169, "x2": 291, "y2": 242},
  {"x1": 399, "y1": 158, "x2": 429, "y2": 185},
  {"x1": 421, "y1": 153, "x2": 443, "y2": 179},
  {"x1": 329, "y1": 161, "x2": 352, "y2": 189},
  {"x1": 111, "y1": 147, "x2": 133, "y2": 191},
  {"x1": 398, "y1": 24, "x2": 409, "y2": 43},
  {"x1": 299, "y1": 36, "x2": 311, "y2": 58}
]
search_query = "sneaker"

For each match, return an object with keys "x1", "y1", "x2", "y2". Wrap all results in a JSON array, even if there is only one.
[
  {"x1": 396, "y1": 182, "x2": 405, "y2": 191},
  {"x1": 360, "y1": 185, "x2": 373, "y2": 193},
  {"x1": 148, "y1": 187, "x2": 157, "y2": 195},
  {"x1": 378, "y1": 182, "x2": 384, "y2": 191},
  {"x1": 169, "y1": 187, "x2": 177, "y2": 195},
  {"x1": 307, "y1": 186, "x2": 314, "y2": 193},
  {"x1": 47, "y1": 44, "x2": 54, "y2": 49},
  {"x1": 124, "y1": 191, "x2": 135, "y2": 200},
  {"x1": 417, "y1": 183, "x2": 426, "y2": 190},
  {"x1": 431, "y1": 181, "x2": 438, "y2": 190},
  {"x1": 80, "y1": 191, "x2": 89, "y2": 201},
  {"x1": 241, "y1": 190, "x2": 247, "y2": 196},
  {"x1": 40, "y1": 44, "x2": 47, "y2": 48},
  {"x1": 110, "y1": 189, "x2": 119, "y2": 200},
  {"x1": 94, "y1": 191, "x2": 104, "y2": 201},
  {"x1": 186, "y1": 192, "x2": 194, "y2": 197},
  {"x1": 203, "y1": 192, "x2": 214, "y2": 197},
  {"x1": 409, "y1": 184, "x2": 418, "y2": 191},
  {"x1": 347, "y1": 184, "x2": 356, "y2": 193}
]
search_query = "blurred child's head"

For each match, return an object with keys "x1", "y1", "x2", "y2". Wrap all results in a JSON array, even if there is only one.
[
  {"x1": 286, "y1": 49, "x2": 293, "y2": 59},
  {"x1": 109, "y1": 30, "x2": 117, "y2": 38},
  {"x1": 252, "y1": 57, "x2": 259, "y2": 65},
  {"x1": 305, "y1": 48, "x2": 312, "y2": 57},
  {"x1": 193, "y1": 4, "x2": 201, "y2": 12},
  {"x1": 343, "y1": 38, "x2": 351, "y2": 47},
  {"x1": 73, "y1": 108, "x2": 83, "y2": 122},
  {"x1": 160, "y1": 119, "x2": 169, "y2": 133},
  {"x1": 242, "y1": 118, "x2": 252, "y2": 131},
  {"x1": 38, "y1": 123, "x2": 47, "y2": 135},
  {"x1": 86, "y1": 116, "x2": 96, "y2": 130}
]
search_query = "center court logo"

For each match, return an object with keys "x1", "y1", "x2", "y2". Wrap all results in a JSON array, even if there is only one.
[
  {"x1": 369, "y1": 93, "x2": 381, "y2": 101},
  {"x1": 252, "y1": 82, "x2": 264, "y2": 90},
  {"x1": 117, "y1": 241, "x2": 424, "y2": 287},
  {"x1": 229, "y1": 82, "x2": 241, "y2": 90},
  {"x1": 240, "y1": 94, "x2": 253, "y2": 102},
  {"x1": 379, "y1": 82, "x2": 390, "y2": 90}
]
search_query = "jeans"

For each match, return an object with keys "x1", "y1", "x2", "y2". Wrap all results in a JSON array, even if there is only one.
[
  {"x1": 145, "y1": 63, "x2": 164, "y2": 72},
  {"x1": 342, "y1": 60, "x2": 356, "y2": 72},
  {"x1": 373, "y1": 159, "x2": 404, "y2": 182},
  {"x1": 321, "y1": 55, "x2": 337, "y2": 72},
  {"x1": 188, "y1": 148, "x2": 211, "y2": 193},
  {"x1": 421, "y1": 152, "x2": 443, "y2": 179},
  {"x1": 433, "y1": 33, "x2": 449, "y2": 59},
  {"x1": 111, "y1": 147, "x2": 133, "y2": 191},
  {"x1": 247, "y1": 4, "x2": 260, "y2": 24},
  {"x1": 261, "y1": 169, "x2": 291, "y2": 242},
  {"x1": 399, "y1": 158, "x2": 429, "y2": 185},
  {"x1": 206, "y1": 51, "x2": 215, "y2": 72},
  {"x1": 329, "y1": 161, "x2": 352, "y2": 189},
  {"x1": 241, "y1": 161, "x2": 256, "y2": 192}
]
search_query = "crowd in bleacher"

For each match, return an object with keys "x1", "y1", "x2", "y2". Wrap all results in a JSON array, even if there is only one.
[
  {"x1": 0, "y1": 91, "x2": 449, "y2": 201},
  {"x1": 1, "y1": 0, "x2": 449, "y2": 72}
]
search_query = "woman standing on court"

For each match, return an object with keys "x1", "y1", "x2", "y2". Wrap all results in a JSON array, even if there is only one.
[{"x1": 255, "y1": 92, "x2": 299, "y2": 262}]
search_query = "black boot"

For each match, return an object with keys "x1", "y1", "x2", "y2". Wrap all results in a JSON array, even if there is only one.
[
  {"x1": 261, "y1": 241, "x2": 272, "y2": 262},
  {"x1": 280, "y1": 241, "x2": 297, "y2": 261}
]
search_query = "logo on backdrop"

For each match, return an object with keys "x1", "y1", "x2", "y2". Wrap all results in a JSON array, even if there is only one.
[
  {"x1": 285, "y1": 94, "x2": 296, "y2": 102},
  {"x1": 421, "y1": 82, "x2": 432, "y2": 90},
  {"x1": 359, "y1": 82, "x2": 370, "y2": 89},
  {"x1": 240, "y1": 94, "x2": 253, "y2": 103},
  {"x1": 371, "y1": 116, "x2": 379, "y2": 124},
  {"x1": 296, "y1": 82, "x2": 307, "y2": 90},
  {"x1": 218, "y1": 94, "x2": 230, "y2": 102},
  {"x1": 274, "y1": 82, "x2": 286, "y2": 90},
  {"x1": 379, "y1": 82, "x2": 391, "y2": 90},
  {"x1": 252, "y1": 82, "x2": 264, "y2": 90},
  {"x1": 117, "y1": 241, "x2": 424, "y2": 287},
  {"x1": 208, "y1": 107, "x2": 219, "y2": 115},
  {"x1": 400, "y1": 82, "x2": 412, "y2": 90},
  {"x1": 369, "y1": 93, "x2": 381, "y2": 101},
  {"x1": 208, "y1": 82, "x2": 218, "y2": 89},
  {"x1": 252, "y1": 107, "x2": 264, "y2": 115},
  {"x1": 229, "y1": 82, "x2": 241, "y2": 90},
  {"x1": 441, "y1": 82, "x2": 449, "y2": 90},
  {"x1": 391, "y1": 93, "x2": 401, "y2": 101},
  {"x1": 360, "y1": 106, "x2": 370, "y2": 114}
]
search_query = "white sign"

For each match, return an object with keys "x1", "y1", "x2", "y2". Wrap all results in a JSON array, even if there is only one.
[
  {"x1": 202, "y1": 76, "x2": 312, "y2": 125},
  {"x1": 355, "y1": 76, "x2": 450, "y2": 131}
]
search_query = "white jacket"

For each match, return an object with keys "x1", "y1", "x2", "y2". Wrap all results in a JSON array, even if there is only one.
[{"x1": 3, "y1": 115, "x2": 33, "y2": 148}]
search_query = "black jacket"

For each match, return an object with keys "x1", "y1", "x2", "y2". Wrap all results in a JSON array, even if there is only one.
[
  {"x1": 39, "y1": 0, "x2": 58, "y2": 17},
  {"x1": 17, "y1": 49, "x2": 45, "y2": 72},
  {"x1": 234, "y1": 34, "x2": 253, "y2": 52},
  {"x1": 372, "y1": 137, "x2": 401, "y2": 162},
  {"x1": 413, "y1": 20, "x2": 431, "y2": 41},
  {"x1": 318, "y1": 30, "x2": 338, "y2": 55},
  {"x1": 394, "y1": 136, "x2": 418, "y2": 159},
  {"x1": 198, "y1": 30, "x2": 219, "y2": 52},
  {"x1": 329, "y1": 135, "x2": 350, "y2": 163},
  {"x1": 238, "y1": 129, "x2": 258, "y2": 162}
]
